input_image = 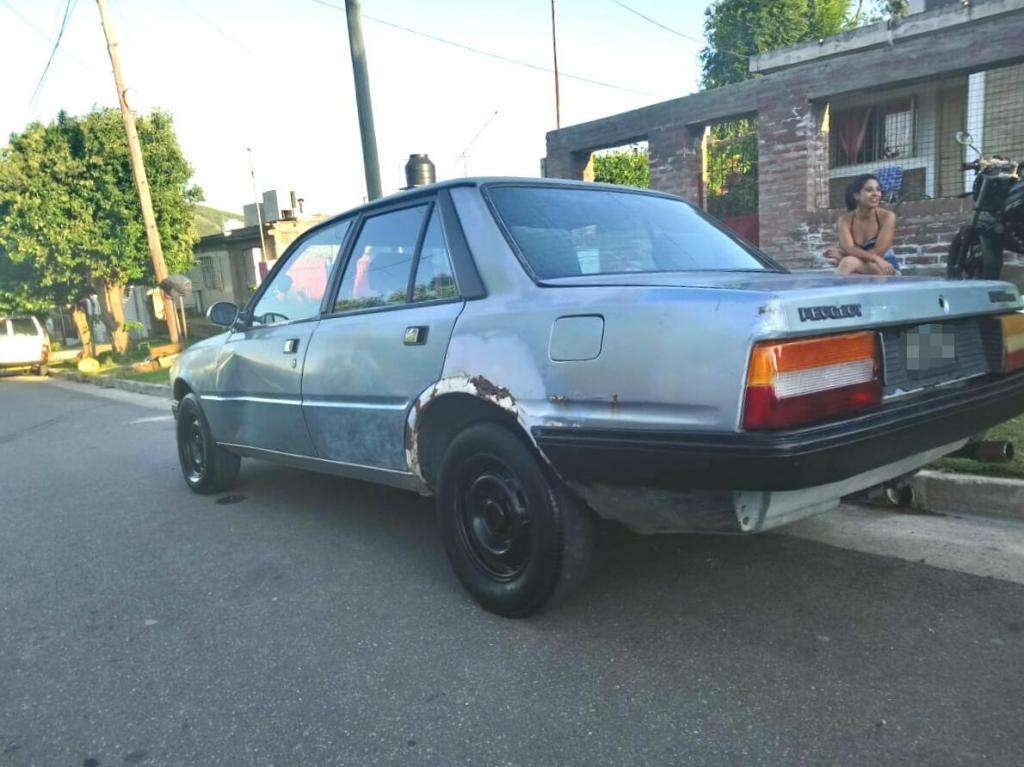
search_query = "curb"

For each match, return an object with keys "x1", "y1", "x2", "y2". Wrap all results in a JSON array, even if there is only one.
[
  {"x1": 50, "y1": 368, "x2": 171, "y2": 399},
  {"x1": 911, "y1": 469, "x2": 1024, "y2": 521}
]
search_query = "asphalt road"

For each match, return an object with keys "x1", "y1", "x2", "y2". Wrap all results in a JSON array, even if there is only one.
[{"x1": 2, "y1": 376, "x2": 1023, "y2": 766}]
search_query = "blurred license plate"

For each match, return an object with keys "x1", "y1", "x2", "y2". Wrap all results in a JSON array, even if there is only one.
[{"x1": 905, "y1": 324, "x2": 957, "y2": 375}]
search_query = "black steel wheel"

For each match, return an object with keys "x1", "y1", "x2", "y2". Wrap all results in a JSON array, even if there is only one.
[
  {"x1": 437, "y1": 422, "x2": 593, "y2": 617},
  {"x1": 175, "y1": 393, "x2": 240, "y2": 494}
]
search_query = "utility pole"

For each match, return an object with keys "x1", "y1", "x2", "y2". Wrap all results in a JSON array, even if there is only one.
[
  {"x1": 345, "y1": 0, "x2": 382, "y2": 201},
  {"x1": 246, "y1": 148, "x2": 270, "y2": 262},
  {"x1": 550, "y1": 0, "x2": 561, "y2": 129},
  {"x1": 95, "y1": 0, "x2": 179, "y2": 344}
]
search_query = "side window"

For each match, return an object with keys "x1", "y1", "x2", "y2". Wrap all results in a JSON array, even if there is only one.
[
  {"x1": 412, "y1": 210, "x2": 458, "y2": 302},
  {"x1": 11, "y1": 318, "x2": 38, "y2": 336},
  {"x1": 334, "y1": 205, "x2": 428, "y2": 313},
  {"x1": 252, "y1": 219, "x2": 350, "y2": 326}
]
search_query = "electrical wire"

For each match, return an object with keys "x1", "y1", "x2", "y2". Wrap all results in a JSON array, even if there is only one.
[
  {"x1": 170, "y1": 0, "x2": 255, "y2": 56},
  {"x1": 305, "y1": 0, "x2": 657, "y2": 97},
  {"x1": 609, "y1": 0, "x2": 750, "y2": 61},
  {"x1": 0, "y1": 0, "x2": 91, "y2": 70},
  {"x1": 29, "y1": 0, "x2": 79, "y2": 106}
]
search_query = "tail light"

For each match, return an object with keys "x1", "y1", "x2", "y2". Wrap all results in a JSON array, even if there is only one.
[
  {"x1": 1000, "y1": 313, "x2": 1024, "y2": 373},
  {"x1": 743, "y1": 331, "x2": 881, "y2": 430}
]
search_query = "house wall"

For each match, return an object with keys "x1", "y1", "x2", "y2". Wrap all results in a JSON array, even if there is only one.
[{"x1": 543, "y1": 0, "x2": 1024, "y2": 272}]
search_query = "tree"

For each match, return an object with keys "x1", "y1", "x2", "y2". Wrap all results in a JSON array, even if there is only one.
[
  {"x1": 700, "y1": 0, "x2": 854, "y2": 90},
  {"x1": 0, "y1": 108, "x2": 201, "y2": 355},
  {"x1": 698, "y1": 1, "x2": 855, "y2": 227},
  {"x1": 592, "y1": 147, "x2": 650, "y2": 188}
]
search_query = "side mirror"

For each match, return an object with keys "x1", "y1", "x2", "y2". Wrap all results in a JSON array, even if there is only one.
[{"x1": 207, "y1": 301, "x2": 239, "y2": 327}]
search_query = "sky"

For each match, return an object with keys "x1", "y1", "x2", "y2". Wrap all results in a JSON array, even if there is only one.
[{"x1": 0, "y1": 0, "x2": 711, "y2": 216}]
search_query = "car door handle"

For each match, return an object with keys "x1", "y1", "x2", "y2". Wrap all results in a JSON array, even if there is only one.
[
  {"x1": 404, "y1": 326, "x2": 428, "y2": 346},
  {"x1": 283, "y1": 338, "x2": 299, "y2": 354}
]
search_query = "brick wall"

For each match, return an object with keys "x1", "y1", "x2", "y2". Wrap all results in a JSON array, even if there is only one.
[
  {"x1": 806, "y1": 197, "x2": 1022, "y2": 274},
  {"x1": 648, "y1": 124, "x2": 703, "y2": 203},
  {"x1": 544, "y1": 6, "x2": 1024, "y2": 275},
  {"x1": 757, "y1": 83, "x2": 829, "y2": 268}
]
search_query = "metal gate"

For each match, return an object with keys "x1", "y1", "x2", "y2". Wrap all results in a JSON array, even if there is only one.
[{"x1": 704, "y1": 119, "x2": 759, "y2": 246}]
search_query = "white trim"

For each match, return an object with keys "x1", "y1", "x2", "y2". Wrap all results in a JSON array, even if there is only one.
[
  {"x1": 965, "y1": 72, "x2": 986, "y2": 193},
  {"x1": 201, "y1": 394, "x2": 302, "y2": 406}
]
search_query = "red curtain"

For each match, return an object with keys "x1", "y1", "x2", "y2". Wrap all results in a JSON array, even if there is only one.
[{"x1": 835, "y1": 106, "x2": 873, "y2": 164}]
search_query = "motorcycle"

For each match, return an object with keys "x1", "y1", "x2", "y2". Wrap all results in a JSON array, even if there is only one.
[{"x1": 946, "y1": 130, "x2": 1024, "y2": 280}]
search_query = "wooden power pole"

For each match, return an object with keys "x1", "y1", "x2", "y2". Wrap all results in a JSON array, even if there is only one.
[
  {"x1": 95, "y1": 0, "x2": 180, "y2": 344},
  {"x1": 550, "y1": 0, "x2": 561, "y2": 129}
]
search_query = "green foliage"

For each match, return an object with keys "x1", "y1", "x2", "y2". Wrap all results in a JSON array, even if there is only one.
[
  {"x1": 0, "y1": 108, "x2": 202, "y2": 314},
  {"x1": 878, "y1": 0, "x2": 910, "y2": 23},
  {"x1": 592, "y1": 148, "x2": 650, "y2": 189},
  {"x1": 700, "y1": 0, "x2": 854, "y2": 89},
  {"x1": 0, "y1": 251, "x2": 54, "y2": 315},
  {"x1": 705, "y1": 119, "x2": 759, "y2": 218},
  {"x1": 194, "y1": 205, "x2": 243, "y2": 237}
]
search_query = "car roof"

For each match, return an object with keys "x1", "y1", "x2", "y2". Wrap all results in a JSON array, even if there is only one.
[{"x1": 327, "y1": 177, "x2": 680, "y2": 222}]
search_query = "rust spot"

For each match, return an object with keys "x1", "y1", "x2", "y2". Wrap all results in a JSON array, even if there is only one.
[
  {"x1": 470, "y1": 375, "x2": 514, "y2": 404},
  {"x1": 549, "y1": 394, "x2": 569, "y2": 405}
]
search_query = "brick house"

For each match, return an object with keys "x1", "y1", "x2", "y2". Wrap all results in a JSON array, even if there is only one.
[{"x1": 544, "y1": 0, "x2": 1024, "y2": 278}]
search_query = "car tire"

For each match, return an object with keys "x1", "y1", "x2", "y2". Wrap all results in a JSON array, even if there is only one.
[
  {"x1": 437, "y1": 422, "x2": 594, "y2": 618},
  {"x1": 175, "y1": 393, "x2": 241, "y2": 494},
  {"x1": 32, "y1": 364, "x2": 48, "y2": 377}
]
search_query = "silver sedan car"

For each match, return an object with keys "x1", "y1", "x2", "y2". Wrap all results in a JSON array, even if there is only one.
[{"x1": 171, "y1": 178, "x2": 1024, "y2": 616}]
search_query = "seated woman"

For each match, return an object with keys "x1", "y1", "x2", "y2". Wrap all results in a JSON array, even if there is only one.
[{"x1": 824, "y1": 173, "x2": 900, "y2": 276}]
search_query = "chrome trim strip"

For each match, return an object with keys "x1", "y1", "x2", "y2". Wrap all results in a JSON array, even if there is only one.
[
  {"x1": 301, "y1": 400, "x2": 408, "y2": 411},
  {"x1": 202, "y1": 395, "x2": 302, "y2": 406}
]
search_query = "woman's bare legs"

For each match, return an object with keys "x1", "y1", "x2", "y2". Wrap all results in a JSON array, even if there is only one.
[{"x1": 837, "y1": 256, "x2": 886, "y2": 275}]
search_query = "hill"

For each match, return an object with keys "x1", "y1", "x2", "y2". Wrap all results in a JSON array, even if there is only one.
[{"x1": 194, "y1": 205, "x2": 243, "y2": 237}]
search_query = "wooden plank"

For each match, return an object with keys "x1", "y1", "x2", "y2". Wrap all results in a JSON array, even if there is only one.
[{"x1": 147, "y1": 342, "x2": 181, "y2": 360}]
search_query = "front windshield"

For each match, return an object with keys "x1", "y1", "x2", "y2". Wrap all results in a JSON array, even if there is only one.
[{"x1": 487, "y1": 185, "x2": 774, "y2": 279}]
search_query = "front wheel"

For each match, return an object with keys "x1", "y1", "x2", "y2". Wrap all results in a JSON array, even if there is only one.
[
  {"x1": 176, "y1": 393, "x2": 241, "y2": 494},
  {"x1": 437, "y1": 422, "x2": 594, "y2": 618}
]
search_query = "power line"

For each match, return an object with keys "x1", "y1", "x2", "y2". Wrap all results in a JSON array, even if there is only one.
[
  {"x1": 27, "y1": 0, "x2": 80, "y2": 105},
  {"x1": 609, "y1": 0, "x2": 749, "y2": 61},
  {"x1": 170, "y1": 0, "x2": 255, "y2": 56},
  {"x1": 306, "y1": 0, "x2": 657, "y2": 97}
]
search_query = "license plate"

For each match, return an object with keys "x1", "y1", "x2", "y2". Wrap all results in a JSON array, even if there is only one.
[{"x1": 905, "y1": 324, "x2": 957, "y2": 376}]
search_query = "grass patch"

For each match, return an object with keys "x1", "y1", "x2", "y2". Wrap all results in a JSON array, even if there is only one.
[
  {"x1": 112, "y1": 367, "x2": 171, "y2": 384},
  {"x1": 932, "y1": 414, "x2": 1024, "y2": 480}
]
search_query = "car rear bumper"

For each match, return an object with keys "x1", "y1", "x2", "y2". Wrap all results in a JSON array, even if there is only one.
[{"x1": 532, "y1": 371, "x2": 1024, "y2": 492}]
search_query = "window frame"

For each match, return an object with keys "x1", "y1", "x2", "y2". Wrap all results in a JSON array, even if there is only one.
[
  {"x1": 240, "y1": 215, "x2": 356, "y2": 331},
  {"x1": 828, "y1": 97, "x2": 918, "y2": 169},
  {"x1": 321, "y1": 196, "x2": 465, "y2": 320},
  {"x1": 409, "y1": 205, "x2": 460, "y2": 305},
  {"x1": 480, "y1": 181, "x2": 784, "y2": 285}
]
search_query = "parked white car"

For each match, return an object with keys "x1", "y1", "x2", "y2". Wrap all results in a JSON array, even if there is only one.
[{"x1": 0, "y1": 316, "x2": 50, "y2": 375}]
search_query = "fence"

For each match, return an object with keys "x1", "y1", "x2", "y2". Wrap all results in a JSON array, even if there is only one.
[{"x1": 825, "y1": 61, "x2": 1024, "y2": 210}]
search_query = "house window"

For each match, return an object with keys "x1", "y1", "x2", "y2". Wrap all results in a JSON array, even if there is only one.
[
  {"x1": 829, "y1": 98, "x2": 915, "y2": 167},
  {"x1": 200, "y1": 256, "x2": 223, "y2": 290}
]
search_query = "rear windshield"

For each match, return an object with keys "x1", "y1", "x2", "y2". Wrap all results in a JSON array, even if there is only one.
[
  {"x1": 487, "y1": 186, "x2": 772, "y2": 279},
  {"x1": 10, "y1": 318, "x2": 38, "y2": 336}
]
